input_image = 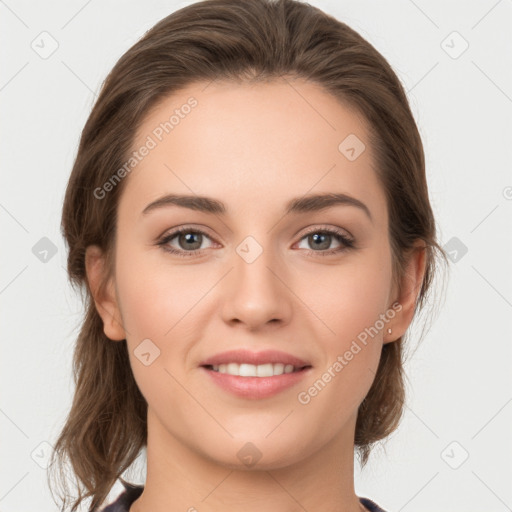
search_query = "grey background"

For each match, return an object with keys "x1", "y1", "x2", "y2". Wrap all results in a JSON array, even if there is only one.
[{"x1": 1, "y1": 0, "x2": 511, "y2": 510}]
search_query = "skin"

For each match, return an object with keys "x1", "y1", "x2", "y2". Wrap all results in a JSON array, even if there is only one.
[{"x1": 86, "y1": 78, "x2": 426, "y2": 512}]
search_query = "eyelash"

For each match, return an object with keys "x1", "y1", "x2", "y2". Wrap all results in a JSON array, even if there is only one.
[{"x1": 156, "y1": 225, "x2": 355, "y2": 258}]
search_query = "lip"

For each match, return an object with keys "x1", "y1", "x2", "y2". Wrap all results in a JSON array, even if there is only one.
[
  {"x1": 199, "y1": 349, "x2": 311, "y2": 368},
  {"x1": 199, "y1": 349, "x2": 313, "y2": 400}
]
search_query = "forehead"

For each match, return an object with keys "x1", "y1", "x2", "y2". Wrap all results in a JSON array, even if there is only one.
[{"x1": 122, "y1": 78, "x2": 386, "y2": 221}]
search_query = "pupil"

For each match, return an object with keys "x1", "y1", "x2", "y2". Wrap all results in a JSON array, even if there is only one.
[
  {"x1": 310, "y1": 233, "x2": 330, "y2": 250},
  {"x1": 177, "y1": 232, "x2": 332, "y2": 251},
  {"x1": 180, "y1": 232, "x2": 201, "y2": 250}
]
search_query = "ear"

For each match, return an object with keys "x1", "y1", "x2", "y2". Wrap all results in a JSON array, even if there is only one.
[
  {"x1": 384, "y1": 240, "x2": 427, "y2": 344},
  {"x1": 85, "y1": 245, "x2": 126, "y2": 341}
]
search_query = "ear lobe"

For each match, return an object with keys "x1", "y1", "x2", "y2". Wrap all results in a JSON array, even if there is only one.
[
  {"x1": 384, "y1": 241, "x2": 427, "y2": 344},
  {"x1": 85, "y1": 245, "x2": 126, "y2": 341}
]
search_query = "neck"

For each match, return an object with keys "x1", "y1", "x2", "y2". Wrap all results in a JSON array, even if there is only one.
[{"x1": 130, "y1": 408, "x2": 363, "y2": 512}]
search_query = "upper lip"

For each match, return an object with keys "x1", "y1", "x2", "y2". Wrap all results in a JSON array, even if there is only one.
[{"x1": 200, "y1": 349, "x2": 311, "y2": 368}]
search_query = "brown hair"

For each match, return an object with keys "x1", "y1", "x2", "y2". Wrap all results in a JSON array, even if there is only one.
[{"x1": 49, "y1": 0, "x2": 448, "y2": 509}]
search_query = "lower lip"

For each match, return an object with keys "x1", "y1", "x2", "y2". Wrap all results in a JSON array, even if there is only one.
[{"x1": 200, "y1": 366, "x2": 312, "y2": 399}]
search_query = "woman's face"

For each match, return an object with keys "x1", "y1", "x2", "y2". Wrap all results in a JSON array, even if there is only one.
[{"x1": 90, "y1": 78, "x2": 413, "y2": 470}]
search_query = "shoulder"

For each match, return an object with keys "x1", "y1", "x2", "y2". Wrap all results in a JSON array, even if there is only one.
[
  {"x1": 98, "y1": 486, "x2": 385, "y2": 512},
  {"x1": 98, "y1": 483, "x2": 144, "y2": 512},
  {"x1": 360, "y1": 496, "x2": 389, "y2": 512}
]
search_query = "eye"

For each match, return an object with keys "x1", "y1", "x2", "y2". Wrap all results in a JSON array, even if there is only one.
[
  {"x1": 156, "y1": 225, "x2": 355, "y2": 258},
  {"x1": 157, "y1": 226, "x2": 215, "y2": 257},
  {"x1": 295, "y1": 227, "x2": 355, "y2": 256}
]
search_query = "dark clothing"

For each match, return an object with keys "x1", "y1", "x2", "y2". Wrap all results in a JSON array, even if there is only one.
[{"x1": 99, "y1": 482, "x2": 388, "y2": 511}]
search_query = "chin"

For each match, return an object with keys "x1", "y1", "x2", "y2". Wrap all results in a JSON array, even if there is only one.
[{"x1": 196, "y1": 430, "x2": 314, "y2": 471}]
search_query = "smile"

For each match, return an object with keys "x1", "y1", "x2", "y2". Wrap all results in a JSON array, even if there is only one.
[{"x1": 205, "y1": 362, "x2": 306, "y2": 377}]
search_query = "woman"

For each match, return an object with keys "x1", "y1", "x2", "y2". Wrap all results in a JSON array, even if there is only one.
[{"x1": 48, "y1": 1, "x2": 447, "y2": 511}]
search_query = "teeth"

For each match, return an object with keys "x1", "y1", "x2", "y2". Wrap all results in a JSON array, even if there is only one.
[{"x1": 211, "y1": 363, "x2": 299, "y2": 377}]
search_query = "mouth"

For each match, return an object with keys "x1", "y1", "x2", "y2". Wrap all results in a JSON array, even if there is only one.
[
  {"x1": 202, "y1": 362, "x2": 312, "y2": 377},
  {"x1": 198, "y1": 349, "x2": 313, "y2": 398}
]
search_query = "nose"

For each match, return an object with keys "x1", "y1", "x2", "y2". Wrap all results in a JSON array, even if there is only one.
[{"x1": 220, "y1": 243, "x2": 293, "y2": 331}]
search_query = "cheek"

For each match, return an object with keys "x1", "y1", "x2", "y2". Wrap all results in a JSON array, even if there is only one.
[
  {"x1": 295, "y1": 277, "x2": 390, "y2": 425},
  {"x1": 113, "y1": 240, "x2": 225, "y2": 379},
  {"x1": 115, "y1": 245, "x2": 207, "y2": 338},
  {"x1": 115, "y1": 254, "x2": 197, "y2": 408},
  {"x1": 298, "y1": 248, "x2": 392, "y2": 397},
  {"x1": 297, "y1": 249, "x2": 393, "y2": 342}
]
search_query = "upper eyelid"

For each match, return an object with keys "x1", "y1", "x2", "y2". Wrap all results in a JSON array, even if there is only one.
[{"x1": 160, "y1": 224, "x2": 353, "y2": 246}]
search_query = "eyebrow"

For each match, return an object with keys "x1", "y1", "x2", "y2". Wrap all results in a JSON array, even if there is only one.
[{"x1": 142, "y1": 192, "x2": 372, "y2": 222}]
